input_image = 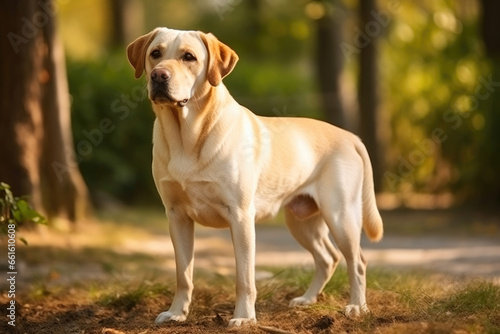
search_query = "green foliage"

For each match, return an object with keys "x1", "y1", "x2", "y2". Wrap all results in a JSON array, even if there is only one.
[
  {"x1": 64, "y1": 0, "x2": 500, "y2": 204},
  {"x1": 67, "y1": 3, "x2": 320, "y2": 204},
  {"x1": 0, "y1": 182, "x2": 47, "y2": 243},
  {"x1": 381, "y1": 0, "x2": 500, "y2": 201},
  {"x1": 67, "y1": 53, "x2": 158, "y2": 204}
]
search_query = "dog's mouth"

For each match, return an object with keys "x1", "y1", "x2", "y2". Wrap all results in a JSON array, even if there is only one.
[
  {"x1": 150, "y1": 89, "x2": 189, "y2": 107},
  {"x1": 151, "y1": 89, "x2": 173, "y2": 103}
]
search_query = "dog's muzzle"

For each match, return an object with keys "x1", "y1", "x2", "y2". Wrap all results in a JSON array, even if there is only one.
[
  {"x1": 150, "y1": 69, "x2": 189, "y2": 107},
  {"x1": 150, "y1": 69, "x2": 171, "y2": 102}
]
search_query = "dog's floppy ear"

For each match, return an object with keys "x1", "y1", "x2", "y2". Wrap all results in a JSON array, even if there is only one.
[
  {"x1": 199, "y1": 32, "x2": 239, "y2": 87},
  {"x1": 127, "y1": 29, "x2": 159, "y2": 79}
]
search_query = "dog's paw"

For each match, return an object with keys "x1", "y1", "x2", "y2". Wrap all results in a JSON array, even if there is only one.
[
  {"x1": 228, "y1": 317, "x2": 256, "y2": 327},
  {"x1": 289, "y1": 296, "x2": 317, "y2": 307},
  {"x1": 344, "y1": 304, "x2": 369, "y2": 318},
  {"x1": 155, "y1": 311, "x2": 187, "y2": 324}
]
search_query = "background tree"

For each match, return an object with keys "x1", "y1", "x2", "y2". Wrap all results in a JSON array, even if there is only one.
[
  {"x1": 358, "y1": 0, "x2": 382, "y2": 191},
  {"x1": 479, "y1": 0, "x2": 500, "y2": 58},
  {"x1": 313, "y1": 0, "x2": 347, "y2": 129},
  {"x1": 109, "y1": 0, "x2": 144, "y2": 48},
  {"x1": 0, "y1": 0, "x2": 90, "y2": 224},
  {"x1": 478, "y1": 0, "x2": 500, "y2": 203}
]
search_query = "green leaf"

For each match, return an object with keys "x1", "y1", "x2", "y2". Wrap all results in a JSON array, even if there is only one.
[
  {"x1": 0, "y1": 182, "x2": 47, "y2": 231},
  {"x1": 32, "y1": 215, "x2": 48, "y2": 225},
  {"x1": 1, "y1": 187, "x2": 15, "y2": 206},
  {"x1": 0, "y1": 198, "x2": 8, "y2": 222},
  {"x1": 17, "y1": 200, "x2": 31, "y2": 219},
  {"x1": 20, "y1": 200, "x2": 39, "y2": 220},
  {"x1": 12, "y1": 209, "x2": 21, "y2": 223}
]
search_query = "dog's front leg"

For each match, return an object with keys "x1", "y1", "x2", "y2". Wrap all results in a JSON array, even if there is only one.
[
  {"x1": 228, "y1": 213, "x2": 257, "y2": 327},
  {"x1": 155, "y1": 212, "x2": 194, "y2": 323}
]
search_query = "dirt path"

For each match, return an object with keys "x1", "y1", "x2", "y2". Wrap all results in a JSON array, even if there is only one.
[
  {"x1": 123, "y1": 224, "x2": 500, "y2": 283},
  {"x1": 6, "y1": 211, "x2": 500, "y2": 292}
]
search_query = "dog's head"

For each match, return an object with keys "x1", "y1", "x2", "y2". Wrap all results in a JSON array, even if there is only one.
[{"x1": 127, "y1": 28, "x2": 238, "y2": 107}]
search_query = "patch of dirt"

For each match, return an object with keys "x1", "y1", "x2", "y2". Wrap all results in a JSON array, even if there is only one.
[{"x1": 0, "y1": 291, "x2": 345, "y2": 334}]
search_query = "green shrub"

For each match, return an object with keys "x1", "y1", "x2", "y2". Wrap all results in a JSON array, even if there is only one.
[{"x1": 0, "y1": 182, "x2": 47, "y2": 244}]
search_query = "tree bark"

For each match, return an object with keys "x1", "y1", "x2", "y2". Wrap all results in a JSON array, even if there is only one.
[
  {"x1": 480, "y1": 0, "x2": 500, "y2": 58},
  {"x1": 314, "y1": 0, "x2": 347, "y2": 128},
  {"x1": 109, "y1": 0, "x2": 143, "y2": 47},
  {"x1": 0, "y1": 0, "x2": 90, "y2": 224},
  {"x1": 358, "y1": 0, "x2": 382, "y2": 191},
  {"x1": 477, "y1": 0, "x2": 500, "y2": 204}
]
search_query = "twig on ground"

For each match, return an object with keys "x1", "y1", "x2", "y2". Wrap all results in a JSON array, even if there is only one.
[{"x1": 258, "y1": 325, "x2": 296, "y2": 334}]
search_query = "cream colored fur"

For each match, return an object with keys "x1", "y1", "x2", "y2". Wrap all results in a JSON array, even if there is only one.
[{"x1": 127, "y1": 27, "x2": 383, "y2": 328}]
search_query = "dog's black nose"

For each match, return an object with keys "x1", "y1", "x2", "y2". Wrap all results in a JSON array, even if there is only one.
[{"x1": 151, "y1": 68, "x2": 171, "y2": 83}]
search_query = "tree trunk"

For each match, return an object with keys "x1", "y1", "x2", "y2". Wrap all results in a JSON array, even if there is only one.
[
  {"x1": 358, "y1": 0, "x2": 382, "y2": 191},
  {"x1": 0, "y1": 0, "x2": 90, "y2": 225},
  {"x1": 109, "y1": 0, "x2": 143, "y2": 47},
  {"x1": 480, "y1": 0, "x2": 500, "y2": 58},
  {"x1": 477, "y1": 0, "x2": 500, "y2": 204},
  {"x1": 314, "y1": 0, "x2": 347, "y2": 128}
]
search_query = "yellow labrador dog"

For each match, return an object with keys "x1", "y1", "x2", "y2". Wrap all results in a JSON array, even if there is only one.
[{"x1": 127, "y1": 27, "x2": 383, "y2": 327}]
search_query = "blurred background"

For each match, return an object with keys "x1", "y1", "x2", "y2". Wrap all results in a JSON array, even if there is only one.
[
  {"x1": 1, "y1": 0, "x2": 500, "y2": 225},
  {"x1": 2, "y1": 4, "x2": 500, "y2": 332}
]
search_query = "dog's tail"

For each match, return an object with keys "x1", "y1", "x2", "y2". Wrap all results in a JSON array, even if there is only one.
[{"x1": 355, "y1": 138, "x2": 383, "y2": 242}]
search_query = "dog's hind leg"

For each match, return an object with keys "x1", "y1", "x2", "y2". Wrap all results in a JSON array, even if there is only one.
[
  {"x1": 285, "y1": 207, "x2": 341, "y2": 307},
  {"x1": 318, "y1": 157, "x2": 368, "y2": 317},
  {"x1": 324, "y1": 207, "x2": 368, "y2": 317}
]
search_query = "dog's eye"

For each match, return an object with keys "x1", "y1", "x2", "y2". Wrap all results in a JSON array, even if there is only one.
[
  {"x1": 182, "y1": 52, "x2": 196, "y2": 62},
  {"x1": 150, "y1": 50, "x2": 161, "y2": 59}
]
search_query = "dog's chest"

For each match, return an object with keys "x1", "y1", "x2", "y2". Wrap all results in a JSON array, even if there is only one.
[
  {"x1": 160, "y1": 178, "x2": 232, "y2": 228},
  {"x1": 153, "y1": 135, "x2": 237, "y2": 227},
  {"x1": 166, "y1": 155, "x2": 198, "y2": 182}
]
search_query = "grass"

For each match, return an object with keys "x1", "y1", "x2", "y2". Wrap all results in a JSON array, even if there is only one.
[
  {"x1": 97, "y1": 280, "x2": 171, "y2": 311},
  {"x1": 431, "y1": 281, "x2": 500, "y2": 333},
  {"x1": 4, "y1": 264, "x2": 498, "y2": 333},
  {"x1": 435, "y1": 282, "x2": 499, "y2": 314}
]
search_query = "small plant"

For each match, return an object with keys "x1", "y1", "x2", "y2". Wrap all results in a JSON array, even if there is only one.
[
  {"x1": 433, "y1": 282, "x2": 500, "y2": 316},
  {"x1": 98, "y1": 281, "x2": 171, "y2": 311},
  {"x1": 0, "y1": 182, "x2": 47, "y2": 244}
]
